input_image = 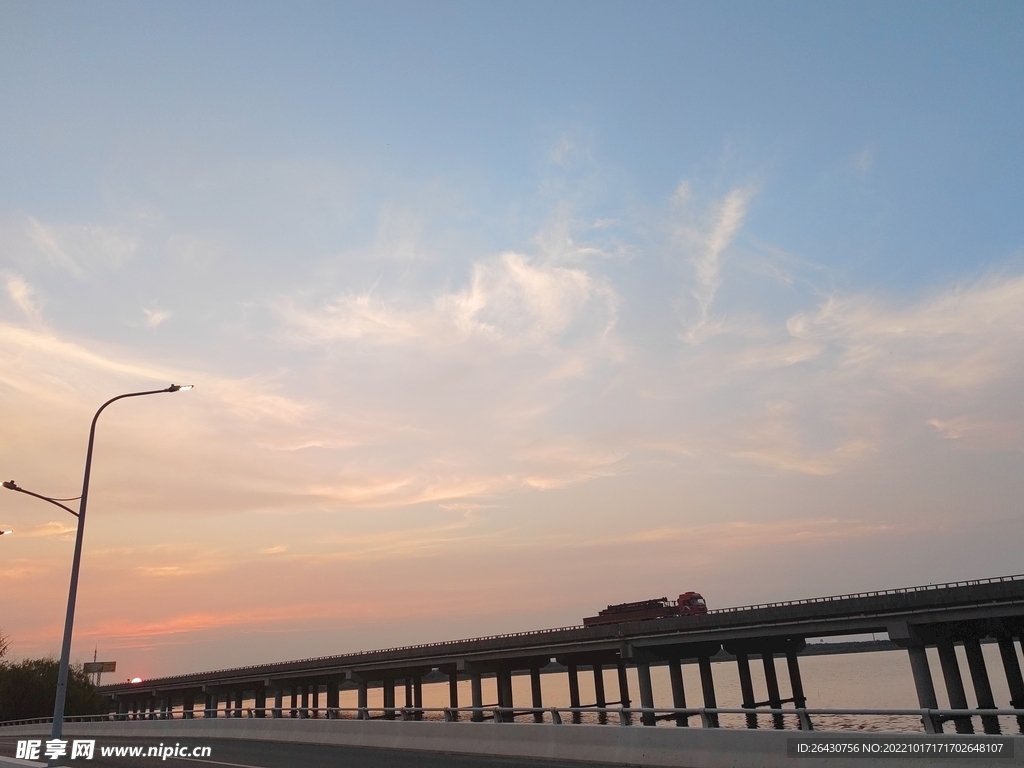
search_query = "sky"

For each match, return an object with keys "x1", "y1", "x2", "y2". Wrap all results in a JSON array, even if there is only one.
[{"x1": 0, "y1": 1, "x2": 1022, "y2": 680}]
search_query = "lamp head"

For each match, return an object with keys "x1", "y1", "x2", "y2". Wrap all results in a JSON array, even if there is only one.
[
  {"x1": 0, "y1": 530, "x2": 11, "y2": 536},
  {"x1": 166, "y1": 384, "x2": 194, "y2": 393},
  {"x1": 2, "y1": 480, "x2": 18, "y2": 491}
]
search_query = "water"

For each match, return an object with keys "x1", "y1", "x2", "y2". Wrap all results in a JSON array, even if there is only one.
[{"x1": 330, "y1": 643, "x2": 1024, "y2": 733}]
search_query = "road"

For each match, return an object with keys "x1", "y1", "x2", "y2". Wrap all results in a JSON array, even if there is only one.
[{"x1": 0, "y1": 736, "x2": 632, "y2": 768}]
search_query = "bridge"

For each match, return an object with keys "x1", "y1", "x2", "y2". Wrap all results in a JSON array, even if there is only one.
[{"x1": 91, "y1": 574, "x2": 1024, "y2": 736}]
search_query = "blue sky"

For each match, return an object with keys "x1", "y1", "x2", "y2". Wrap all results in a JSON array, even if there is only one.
[{"x1": 1, "y1": 2, "x2": 1023, "y2": 676}]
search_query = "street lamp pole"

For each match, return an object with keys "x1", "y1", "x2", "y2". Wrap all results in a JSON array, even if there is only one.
[{"x1": 3, "y1": 384, "x2": 192, "y2": 746}]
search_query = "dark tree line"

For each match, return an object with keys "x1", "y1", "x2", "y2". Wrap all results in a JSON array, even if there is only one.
[{"x1": 0, "y1": 634, "x2": 109, "y2": 722}]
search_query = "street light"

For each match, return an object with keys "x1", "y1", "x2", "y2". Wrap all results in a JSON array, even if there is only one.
[{"x1": 2, "y1": 384, "x2": 192, "y2": 748}]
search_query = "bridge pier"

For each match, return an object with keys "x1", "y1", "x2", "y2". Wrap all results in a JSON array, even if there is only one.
[
  {"x1": 356, "y1": 679, "x2": 368, "y2": 716},
  {"x1": 909, "y1": 646, "x2": 942, "y2": 733},
  {"x1": 273, "y1": 687, "x2": 283, "y2": 718},
  {"x1": 383, "y1": 676, "x2": 396, "y2": 720},
  {"x1": 668, "y1": 657, "x2": 686, "y2": 726},
  {"x1": 735, "y1": 652, "x2": 758, "y2": 729},
  {"x1": 785, "y1": 647, "x2": 806, "y2": 710},
  {"x1": 470, "y1": 672, "x2": 483, "y2": 722},
  {"x1": 616, "y1": 661, "x2": 630, "y2": 708},
  {"x1": 997, "y1": 635, "x2": 1024, "y2": 734},
  {"x1": 637, "y1": 662, "x2": 655, "y2": 726},
  {"x1": 698, "y1": 653, "x2": 719, "y2": 727},
  {"x1": 497, "y1": 668, "x2": 514, "y2": 720},
  {"x1": 936, "y1": 640, "x2": 973, "y2": 733},
  {"x1": 182, "y1": 692, "x2": 194, "y2": 719},
  {"x1": 327, "y1": 679, "x2": 340, "y2": 716},
  {"x1": 762, "y1": 653, "x2": 785, "y2": 730},
  {"x1": 890, "y1": 622, "x2": 943, "y2": 733},
  {"x1": 414, "y1": 673, "x2": 424, "y2": 720},
  {"x1": 567, "y1": 662, "x2": 581, "y2": 723},
  {"x1": 447, "y1": 669, "x2": 459, "y2": 719},
  {"x1": 531, "y1": 666, "x2": 543, "y2": 722},
  {"x1": 594, "y1": 663, "x2": 607, "y2": 708},
  {"x1": 963, "y1": 637, "x2": 1000, "y2": 734}
]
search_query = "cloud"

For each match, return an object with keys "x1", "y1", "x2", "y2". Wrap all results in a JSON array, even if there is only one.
[
  {"x1": 83, "y1": 605, "x2": 332, "y2": 640},
  {"x1": 134, "y1": 550, "x2": 227, "y2": 578},
  {"x1": 13, "y1": 521, "x2": 78, "y2": 538},
  {"x1": 578, "y1": 517, "x2": 898, "y2": 552},
  {"x1": 0, "y1": 559, "x2": 48, "y2": 580},
  {"x1": 5, "y1": 274, "x2": 42, "y2": 323},
  {"x1": 853, "y1": 147, "x2": 874, "y2": 176},
  {"x1": 279, "y1": 293, "x2": 421, "y2": 345},
  {"x1": 437, "y1": 253, "x2": 615, "y2": 345},
  {"x1": 927, "y1": 416, "x2": 1022, "y2": 449},
  {"x1": 143, "y1": 309, "x2": 171, "y2": 328},
  {"x1": 280, "y1": 251, "x2": 618, "y2": 351},
  {"x1": 671, "y1": 183, "x2": 758, "y2": 340},
  {"x1": 787, "y1": 274, "x2": 1024, "y2": 389},
  {"x1": 20, "y1": 215, "x2": 139, "y2": 276},
  {"x1": 548, "y1": 133, "x2": 592, "y2": 168}
]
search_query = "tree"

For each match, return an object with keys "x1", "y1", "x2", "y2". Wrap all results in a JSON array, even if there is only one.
[{"x1": 0, "y1": 657, "x2": 109, "y2": 722}]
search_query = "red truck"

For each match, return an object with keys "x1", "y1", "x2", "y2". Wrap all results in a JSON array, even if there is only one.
[{"x1": 583, "y1": 592, "x2": 707, "y2": 627}]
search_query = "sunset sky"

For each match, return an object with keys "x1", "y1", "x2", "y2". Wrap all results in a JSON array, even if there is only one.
[{"x1": 1, "y1": 2, "x2": 1022, "y2": 680}]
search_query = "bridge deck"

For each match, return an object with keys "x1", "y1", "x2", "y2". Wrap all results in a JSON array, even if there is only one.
[{"x1": 100, "y1": 574, "x2": 1024, "y2": 694}]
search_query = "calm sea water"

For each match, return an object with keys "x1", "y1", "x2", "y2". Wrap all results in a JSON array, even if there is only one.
[{"x1": 332, "y1": 643, "x2": 1023, "y2": 733}]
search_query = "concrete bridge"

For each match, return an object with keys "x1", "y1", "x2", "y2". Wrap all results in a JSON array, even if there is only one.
[{"x1": 93, "y1": 573, "x2": 1024, "y2": 736}]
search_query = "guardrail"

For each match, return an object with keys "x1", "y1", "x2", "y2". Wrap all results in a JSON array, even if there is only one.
[
  {"x1": 708, "y1": 573, "x2": 1024, "y2": 615},
  {"x1": 6, "y1": 706, "x2": 1024, "y2": 735}
]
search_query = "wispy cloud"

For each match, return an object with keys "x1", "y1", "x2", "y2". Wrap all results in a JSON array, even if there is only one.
[
  {"x1": 673, "y1": 183, "x2": 758, "y2": 340},
  {"x1": 12, "y1": 521, "x2": 77, "y2": 538},
  {"x1": 143, "y1": 308, "x2": 171, "y2": 328},
  {"x1": 280, "y1": 252, "x2": 618, "y2": 351},
  {"x1": 5, "y1": 274, "x2": 42, "y2": 323},
  {"x1": 20, "y1": 215, "x2": 139, "y2": 276},
  {"x1": 787, "y1": 274, "x2": 1024, "y2": 388}
]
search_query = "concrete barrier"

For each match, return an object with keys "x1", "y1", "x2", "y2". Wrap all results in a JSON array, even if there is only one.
[
  {"x1": 1, "y1": 720, "x2": 1020, "y2": 767},
  {"x1": 0, "y1": 757, "x2": 45, "y2": 767}
]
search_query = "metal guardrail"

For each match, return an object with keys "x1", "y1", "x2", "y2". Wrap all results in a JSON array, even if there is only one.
[
  {"x1": 6, "y1": 705, "x2": 1024, "y2": 735},
  {"x1": 100, "y1": 573, "x2": 1024, "y2": 689},
  {"x1": 708, "y1": 573, "x2": 1024, "y2": 615}
]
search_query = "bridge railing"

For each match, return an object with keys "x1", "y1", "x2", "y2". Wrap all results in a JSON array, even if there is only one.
[
  {"x1": 708, "y1": 573, "x2": 1024, "y2": 614},
  {"x1": 7, "y1": 705, "x2": 1024, "y2": 735}
]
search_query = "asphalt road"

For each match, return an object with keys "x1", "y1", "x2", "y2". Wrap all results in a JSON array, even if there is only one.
[{"x1": 0, "y1": 736, "x2": 633, "y2": 768}]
